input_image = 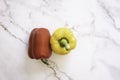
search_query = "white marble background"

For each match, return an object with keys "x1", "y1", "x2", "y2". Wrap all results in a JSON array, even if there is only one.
[{"x1": 0, "y1": 0, "x2": 120, "y2": 80}]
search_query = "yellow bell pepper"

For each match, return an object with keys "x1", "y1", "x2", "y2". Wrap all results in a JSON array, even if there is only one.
[{"x1": 50, "y1": 27, "x2": 76, "y2": 55}]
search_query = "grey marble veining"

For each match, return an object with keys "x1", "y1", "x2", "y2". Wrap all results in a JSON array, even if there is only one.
[{"x1": 0, "y1": 0, "x2": 120, "y2": 80}]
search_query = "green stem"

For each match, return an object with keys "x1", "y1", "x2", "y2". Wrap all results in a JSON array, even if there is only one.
[
  {"x1": 59, "y1": 38, "x2": 70, "y2": 50},
  {"x1": 41, "y1": 59, "x2": 49, "y2": 65}
]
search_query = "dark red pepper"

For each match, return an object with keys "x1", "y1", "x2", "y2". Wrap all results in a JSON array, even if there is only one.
[{"x1": 28, "y1": 28, "x2": 51, "y2": 59}]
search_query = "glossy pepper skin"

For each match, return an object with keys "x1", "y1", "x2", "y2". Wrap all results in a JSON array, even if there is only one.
[
  {"x1": 50, "y1": 27, "x2": 76, "y2": 55},
  {"x1": 28, "y1": 28, "x2": 51, "y2": 59}
]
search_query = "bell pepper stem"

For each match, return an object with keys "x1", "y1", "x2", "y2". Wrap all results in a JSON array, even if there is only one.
[
  {"x1": 59, "y1": 39, "x2": 70, "y2": 50},
  {"x1": 41, "y1": 58, "x2": 49, "y2": 65}
]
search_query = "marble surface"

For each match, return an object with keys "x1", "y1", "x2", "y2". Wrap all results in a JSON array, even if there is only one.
[{"x1": 0, "y1": 0, "x2": 120, "y2": 80}]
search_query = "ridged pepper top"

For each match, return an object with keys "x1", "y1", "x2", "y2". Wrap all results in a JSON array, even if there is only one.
[{"x1": 50, "y1": 27, "x2": 76, "y2": 55}]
